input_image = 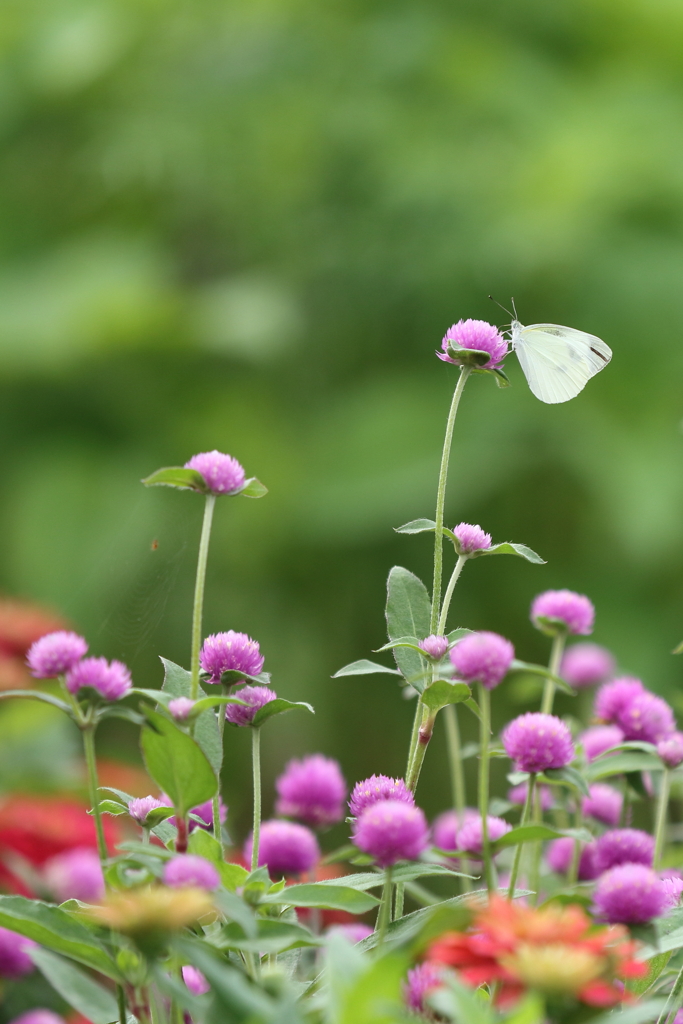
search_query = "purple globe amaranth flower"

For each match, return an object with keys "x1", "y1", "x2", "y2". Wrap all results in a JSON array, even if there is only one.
[
  {"x1": 163, "y1": 854, "x2": 220, "y2": 890},
  {"x1": 594, "y1": 828, "x2": 655, "y2": 872},
  {"x1": 353, "y1": 799, "x2": 429, "y2": 867},
  {"x1": 582, "y1": 784, "x2": 623, "y2": 827},
  {"x1": 661, "y1": 874, "x2": 683, "y2": 909},
  {"x1": 449, "y1": 631, "x2": 514, "y2": 690},
  {"x1": 190, "y1": 796, "x2": 227, "y2": 832},
  {"x1": 328, "y1": 922, "x2": 373, "y2": 943},
  {"x1": 200, "y1": 630, "x2": 264, "y2": 683},
  {"x1": 182, "y1": 965, "x2": 210, "y2": 995},
  {"x1": 169, "y1": 697, "x2": 195, "y2": 721},
  {"x1": 452, "y1": 523, "x2": 492, "y2": 555},
  {"x1": 26, "y1": 631, "x2": 88, "y2": 678},
  {"x1": 0, "y1": 927, "x2": 37, "y2": 978},
  {"x1": 275, "y1": 754, "x2": 347, "y2": 827},
  {"x1": 404, "y1": 962, "x2": 445, "y2": 1013},
  {"x1": 418, "y1": 635, "x2": 450, "y2": 660},
  {"x1": 8, "y1": 1014, "x2": 66, "y2": 1024},
  {"x1": 547, "y1": 838, "x2": 599, "y2": 881},
  {"x1": 457, "y1": 815, "x2": 511, "y2": 856},
  {"x1": 658, "y1": 731, "x2": 683, "y2": 768},
  {"x1": 225, "y1": 684, "x2": 277, "y2": 726},
  {"x1": 617, "y1": 692, "x2": 676, "y2": 744},
  {"x1": 184, "y1": 450, "x2": 246, "y2": 495},
  {"x1": 65, "y1": 657, "x2": 132, "y2": 701},
  {"x1": 580, "y1": 725, "x2": 624, "y2": 762},
  {"x1": 348, "y1": 775, "x2": 415, "y2": 818},
  {"x1": 245, "y1": 820, "x2": 319, "y2": 876},
  {"x1": 44, "y1": 847, "x2": 104, "y2": 903},
  {"x1": 531, "y1": 589, "x2": 594, "y2": 637},
  {"x1": 502, "y1": 713, "x2": 574, "y2": 774},
  {"x1": 594, "y1": 676, "x2": 644, "y2": 723},
  {"x1": 507, "y1": 782, "x2": 553, "y2": 811},
  {"x1": 438, "y1": 319, "x2": 508, "y2": 370},
  {"x1": 431, "y1": 808, "x2": 479, "y2": 852},
  {"x1": 129, "y1": 795, "x2": 166, "y2": 826},
  {"x1": 560, "y1": 643, "x2": 615, "y2": 689},
  {"x1": 593, "y1": 864, "x2": 669, "y2": 924}
]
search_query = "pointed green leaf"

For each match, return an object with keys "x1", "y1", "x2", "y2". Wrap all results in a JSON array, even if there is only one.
[
  {"x1": 0, "y1": 690, "x2": 72, "y2": 715},
  {"x1": 543, "y1": 765, "x2": 591, "y2": 796},
  {"x1": 141, "y1": 467, "x2": 209, "y2": 492},
  {"x1": 238, "y1": 477, "x2": 268, "y2": 498},
  {"x1": 586, "y1": 751, "x2": 664, "y2": 781},
  {"x1": 140, "y1": 707, "x2": 217, "y2": 817},
  {"x1": 475, "y1": 542, "x2": 545, "y2": 564},
  {"x1": 160, "y1": 658, "x2": 222, "y2": 776},
  {"x1": 218, "y1": 668, "x2": 272, "y2": 686},
  {"x1": 492, "y1": 824, "x2": 593, "y2": 852},
  {"x1": 385, "y1": 566, "x2": 431, "y2": 690},
  {"x1": 463, "y1": 696, "x2": 485, "y2": 725},
  {"x1": 374, "y1": 636, "x2": 422, "y2": 653},
  {"x1": 332, "y1": 659, "x2": 401, "y2": 678},
  {"x1": 261, "y1": 884, "x2": 379, "y2": 914},
  {"x1": 188, "y1": 695, "x2": 248, "y2": 715},
  {"x1": 221, "y1": 919, "x2": 322, "y2": 953},
  {"x1": 97, "y1": 800, "x2": 128, "y2": 816},
  {"x1": 394, "y1": 519, "x2": 437, "y2": 535},
  {"x1": 421, "y1": 681, "x2": 471, "y2": 714},
  {"x1": 250, "y1": 698, "x2": 314, "y2": 727},
  {"x1": 30, "y1": 947, "x2": 119, "y2": 1024}
]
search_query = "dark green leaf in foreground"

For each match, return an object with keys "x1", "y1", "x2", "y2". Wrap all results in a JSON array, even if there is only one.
[
  {"x1": 30, "y1": 947, "x2": 119, "y2": 1024},
  {"x1": 140, "y1": 707, "x2": 217, "y2": 817},
  {"x1": 141, "y1": 467, "x2": 209, "y2": 492},
  {"x1": 250, "y1": 697, "x2": 314, "y2": 727}
]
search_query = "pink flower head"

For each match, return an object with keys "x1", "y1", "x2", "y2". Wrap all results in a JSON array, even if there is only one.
[
  {"x1": 531, "y1": 589, "x2": 594, "y2": 637},
  {"x1": 26, "y1": 631, "x2": 88, "y2": 678},
  {"x1": 418, "y1": 635, "x2": 450, "y2": 660},
  {"x1": 658, "y1": 732, "x2": 683, "y2": 768},
  {"x1": 560, "y1": 643, "x2": 615, "y2": 689},
  {"x1": 182, "y1": 965, "x2": 210, "y2": 995},
  {"x1": 0, "y1": 927, "x2": 36, "y2": 978},
  {"x1": 594, "y1": 676, "x2": 644, "y2": 723},
  {"x1": 44, "y1": 847, "x2": 104, "y2": 903},
  {"x1": 169, "y1": 697, "x2": 195, "y2": 721},
  {"x1": 452, "y1": 523, "x2": 492, "y2": 555},
  {"x1": 582, "y1": 784, "x2": 623, "y2": 827},
  {"x1": 502, "y1": 713, "x2": 574, "y2": 774},
  {"x1": 245, "y1": 820, "x2": 319, "y2": 876},
  {"x1": 349, "y1": 775, "x2": 414, "y2": 817},
  {"x1": 163, "y1": 854, "x2": 220, "y2": 890},
  {"x1": 190, "y1": 797, "x2": 227, "y2": 832},
  {"x1": 547, "y1": 838, "x2": 599, "y2": 881},
  {"x1": 617, "y1": 692, "x2": 676, "y2": 744},
  {"x1": 431, "y1": 808, "x2": 479, "y2": 852},
  {"x1": 595, "y1": 828, "x2": 655, "y2": 872},
  {"x1": 456, "y1": 815, "x2": 511, "y2": 856},
  {"x1": 353, "y1": 799, "x2": 429, "y2": 867},
  {"x1": 8, "y1": 1014, "x2": 66, "y2": 1024},
  {"x1": 449, "y1": 631, "x2": 514, "y2": 690},
  {"x1": 225, "y1": 685, "x2": 277, "y2": 726},
  {"x1": 327, "y1": 923, "x2": 373, "y2": 943},
  {"x1": 404, "y1": 962, "x2": 445, "y2": 1013},
  {"x1": 593, "y1": 864, "x2": 668, "y2": 924},
  {"x1": 128, "y1": 795, "x2": 165, "y2": 826},
  {"x1": 200, "y1": 630, "x2": 264, "y2": 683},
  {"x1": 65, "y1": 657, "x2": 132, "y2": 701},
  {"x1": 661, "y1": 874, "x2": 683, "y2": 909},
  {"x1": 275, "y1": 754, "x2": 347, "y2": 827},
  {"x1": 184, "y1": 450, "x2": 246, "y2": 495},
  {"x1": 507, "y1": 782, "x2": 553, "y2": 811},
  {"x1": 580, "y1": 725, "x2": 624, "y2": 762},
  {"x1": 438, "y1": 319, "x2": 508, "y2": 369}
]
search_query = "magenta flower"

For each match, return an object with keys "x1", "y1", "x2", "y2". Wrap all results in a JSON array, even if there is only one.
[
  {"x1": 44, "y1": 847, "x2": 104, "y2": 903},
  {"x1": 547, "y1": 838, "x2": 599, "y2": 881},
  {"x1": 438, "y1": 319, "x2": 508, "y2": 369},
  {"x1": 163, "y1": 854, "x2": 220, "y2": 890},
  {"x1": 169, "y1": 697, "x2": 195, "y2": 721},
  {"x1": 457, "y1": 815, "x2": 511, "y2": 856},
  {"x1": 593, "y1": 864, "x2": 669, "y2": 924},
  {"x1": 658, "y1": 732, "x2": 683, "y2": 768},
  {"x1": 594, "y1": 676, "x2": 644, "y2": 723},
  {"x1": 184, "y1": 450, "x2": 246, "y2": 495},
  {"x1": 26, "y1": 631, "x2": 88, "y2": 678},
  {"x1": 8, "y1": 1014, "x2": 66, "y2": 1024},
  {"x1": 531, "y1": 590, "x2": 594, "y2": 636},
  {"x1": 65, "y1": 657, "x2": 132, "y2": 700},
  {"x1": 449, "y1": 631, "x2": 514, "y2": 690},
  {"x1": 244, "y1": 820, "x2": 319, "y2": 876},
  {"x1": 0, "y1": 927, "x2": 36, "y2": 978},
  {"x1": 225, "y1": 684, "x2": 276, "y2": 726},
  {"x1": 349, "y1": 775, "x2": 414, "y2": 817},
  {"x1": 418, "y1": 635, "x2": 450, "y2": 660},
  {"x1": 502, "y1": 713, "x2": 574, "y2": 773},
  {"x1": 182, "y1": 965, "x2": 210, "y2": 994},
  {"x1": 507, "y1": 783, "x2": 553, "y2": 811},
  {"x1": 582, "y1": 784, "x2": 623, "y2": 827},
  {"x1": 452, "y1": 523, "x2": 492, "y2": 555},
  {"x1": 327, "y1": 923, "x2": 373, "y2": 943},
  {"x1": 431, "y1": 808, "x2": 479, "y2": 852},
  {"x1": 661, "y1": 873, "x2": 683, "y2": 909},
  {"x1": 128, "y1": 795, "x2": 166, "y2": 826},
  {"x1": 275, "y1": 754, "x2": 347, "y2": 827},
  {"x1": 200, "y1": 630, "x2": 264, "y2": 683},
  {"x1": 560, "y1": 643, "x2": 615, "y2": 689},
  {"x1": 353, "y1": 799, "x2": 429, "y2": 867},
  {"x1": 580, "y1": 725, "x2": 624, "y2": 762},
  {"x1": 404, "y1": 962, "x2": 445, "y2": 1013},
  {"x1": 595, "y1": 828, "x2": 655, "y2": 872},
  {"x1": 190, "y1": 796, "x2": 227, "y2": 832},
  {"x1": 617, "y1": 692, "x2": 676, "y2": 744}
]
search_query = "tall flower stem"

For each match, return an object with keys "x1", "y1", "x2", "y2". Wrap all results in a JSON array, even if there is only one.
[
  {"x1": 658, "y1": 960, "x2": 683, "y2": 1024},
  {"x1": 117, "y1": 985, "x2": 127, "y2": 1024},
  {"x1": 477, "y1": 683, "x2": 494, "y2": 893},
  {"x1": 507, "y1": 773, "x2": 535, "y2": 899},
  {"x1": 438, "y1": 555, "x2": 468, "y2": 636},
  {"x1": 654, "y1": 769, "x2": 671, "y2": 870},
  {"x1": 82, "y1": 724, "x2": 108, "y2": 867},
  {"x1": 190, "y1": 494, "x2": 216, "y2": 700},
  {"x1": 568, "y1": 803, "x2": 584, "y2": 886},
  {"x1": 540, "y1": 633, "x2": 566, "y2": 715},
  {"x1": 213, "y1": 704, "x2": 227, "y2": 849},
  {"x1": 376, "y1": 866, "x2": 394, "y2": 948},
  {"x1": 405, "y1": 704, "x2": 434, "y2": 792},
  {"x1": 251, "y1": 727, "x2": 262, "y2": 871}
]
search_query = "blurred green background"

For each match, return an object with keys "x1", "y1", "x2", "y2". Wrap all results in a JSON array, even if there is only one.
[{"x1": 1, "y1": 0, "x2": 683, "y2": 842}]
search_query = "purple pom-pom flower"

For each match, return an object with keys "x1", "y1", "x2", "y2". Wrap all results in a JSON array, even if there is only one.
[
  {"x1": 616, "y1": 692, "x2": 676, "y2": 744},
  {"x1": 184, "y1": 450, "x2": 246, "y2": 495},
  {"x1": 244, "y1": 820, "x2": 319, "y2": 876},
  {"x1": 658, "y1": 732, "x2": 683, "y2": 768},
  {"x1": 275, "y1": 754, "x2": 347, "y2": 827},
  {"x1": 353, "y1": 799, "x2": 429, "y2": 867},
  {"x1": 169, "y1": 697, "x2": 195, "y2": 721},
  {"x1": 225, "y1": 684, "x2": 277, "y2": 726},
  {"x1": 438, "y1": 319, "x2": 508, "y2": 369},
  {"x1": 418, "y1": 635, "x2": 449, "y2": 660},
  {"x1": 594, "y1": 677, "x2": 644, "y2": 723},
  {"x1": 502, "y1": 713, "x2": 574, "y2": 773},
  {"x1": 0, "y1": 927, "x2": 36, "y2": 978},
  {"x1": 582, "y1": 784, "x2": 623, "y2": 827},
  {"x1": 128, "y1": 795, "x2": 166, "y2": 826},
  {"x1": 449, "y1": 631, "x2": 514, "y2": 690},
  {"x1": 26, "y1": 631, "x2": 88, "y2": 678},
  {"x1": 457, "y1": 815, "x2": 511, "y2": 856},
  {"x1": 182, "y1": 965, "x2": 210, "y2": 994},
  {"x1": 547, "y1": 838, "x2": 599, "y2": 881},
  {"x1": 580, "y1": 725, "x2": 624, "y2": 762},
  {"x1": 65, "y1": 657, "x2": 132, "y2": 701},
  {"x1": 594, "y1": 828, "x2": 655, "y2": 872},
  {"x1": 431, "y1": 808, "x2": 479, "y2": 851},
  {"x1": 200, "y1": 630, "x2": 264, "y2": 683},
  {"x1": 593, "y1": 864, "x2": 669, "y2": 924},
  {"x1": 452, "y1": 523, "x2": 492, "y2": 555},
  {"x1": 560, "y1": 643, "x2": 615, "y2": 688},
  {"x1": 348, "y1": 775, "x2": 414, "y2": 818},
  {"x1": 531, "y1": 589, "x2": 594, "y2": 636},
  {"x1": 507, "y1": 783, "x2": 553, "y2": 811},
  {"x1": 163, "y1": 854, "x2": 220, "y2": 890},
  {"x1": 44, "y1": 848, "x2": 104, "y2": 903},
  {"x1": 404, "y1": 962, "x2": 445, "y2": 1013},
  {"x1": 8, "y1": 1013, "x2": 66, "y2": 1024}
]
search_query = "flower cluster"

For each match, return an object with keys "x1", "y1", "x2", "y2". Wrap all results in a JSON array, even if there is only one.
[
  {"x1": 25, "y1": 630, "x2": 132, "y2": 701},
  {"x1": 595, "y1": 676, "x2": 676, "y2": 745}
]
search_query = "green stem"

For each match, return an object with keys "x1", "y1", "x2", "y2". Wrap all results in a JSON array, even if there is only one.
[
  {"x1": 568, "y1": 802, "x2": 584, "y2": 886},
  {"x1": 658, "y1": 961, "x2": 683, "y2": 1024},
  {"x1": 376, "y1": 866, "x2": 393, "y2": 948},
  {"x1": 477, "y1": 684, "x2": 493, "y2": 893},
  {"x1": 444, "y1": 704, "x2": 471, "y2": 892},
  {"x1": 117, "y1": 985, "x2": 126, "y2": 1024},
  {"x1": 530, "y1": 782, "x2": 543, "y2": 905},
  {"x1": 437, "y1": 555, "x2": 468, "y2": 635},
  {"x1": 654, "y1": 769, "x2": 671, "y2": 870},
  {"x1": 82, "y1": 725, "x2": 108, "y2": 867},
  {"x1": 540, "y1": 633, "x2": 566, "y2": 715},
  {"x1": 190, "y1": 493, "x2": 216, "y2": 700},
  {"x1": 213, "y1": 704, "x2": 227, "y2": 850},
  {"x1": 405, "y1": 703, "x2": 433, "y2": 792},
  {"x1": 251, "y1": 727, "x2": 262, "y2": 871},
  {"x1": 507, "y1": 774, "x2": 535, "y2": 899},
  {"x1": 394, "y1": 884, "x2": 405, "y2": 920},
  {"x1": 405, "y1": 700, "x2": 422, "y2": 779}
]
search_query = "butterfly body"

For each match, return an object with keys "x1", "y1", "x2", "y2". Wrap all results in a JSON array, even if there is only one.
[{"x1": 510, "y1": 320, "x2": 612, "y2": 404}]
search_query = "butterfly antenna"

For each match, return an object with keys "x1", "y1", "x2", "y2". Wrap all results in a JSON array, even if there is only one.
[
  {"x1": 488, "y1": 295, "x2": 515, "y2": 321},
  {"x1": 510, "y1": 296, "x2": 519, "y2": 319}
]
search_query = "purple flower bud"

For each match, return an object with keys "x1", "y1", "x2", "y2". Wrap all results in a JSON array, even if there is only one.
[
  {"x1": 582, "y1": 784, "x2": 623, "y2": 827},
  {"x1": 275, "y1": 754, "x2": 347, "y2": 827},
  {"x1": 348, "y1": 775, "x2": 415, "y2": 818},
  {"x1": 184, "y1": 450, "x2": 246, "y2": 495},
  {"x1": 594, "y1": 676, "x2": 644, "y2": 722},
  {"x1": 452, "y1": 523, "x2": 492, "y2": 555},
  {"x1": 661, "y1": 873, "x2": 683, "y2": 909},
  {"x1": 26, "y1": 631, "x2": 88, "y2": 678},
  {"x1": 128, "y1": 795, "x2": 166, "y2": 826},
  {"x1": 507, "y1": 783, "x2": 553, "y2": 811},
  {"x1": 456, "y1": 815, "x2": 511, "y2": 855},
  {"x1": 182, "y1": 965, "x2": 210, "y2": 994},
  {"x1": 449, "y1": 631, "x2": 514, "y2": 690},
  {"x1": 8, "y1": 1013, "x2": 66, "y2": 1024},
  {"x1": 44, "y1": 847, "x2": 104, "y2": 903},
  {"x1": 438, "y1": 319, "x2": 508, "y2": 369},
  {"x1": 225, "y1": 684, "x2": 277, "y2": 726},
  {"x1": 169, "y1": 697, "x2": 195, "y2": 721},
  {"x1": 560, "y1": 643, "x2": 615, "y2": 689},
  {"x1": 418, "y1": 635, "x2": 449, "y2": 660},
  {"x1": 580, "y1": 725, "x2": 624, "y2": 762},
  {"x1": 502, "y1": 713, "x2": 574, "y2": 774},
  {"x1": 431, "y1": 808, "x2": 479, "y2": 851},
  {"x1": 190, "y1": 797, "x2": 227, "y2": 832},
  {"x1": 200, "y1": 630, "x2": 264, "y2": 683},
  {"x1": 404, "y1": 962, "x2": 445, "y2": 1013},
  {"x1": 65, "y1": 657, "x2": 132, "y2": 701},
  {"x1": 595, "y1": 828, "x2": 655, "y2": 872},
  {"x1": 163, "y1": 855, "x2": 220, "y2": 890},
  {"x1": 658, "y1": 732, "x2": 683, "y2": 768},
  {"x1": 327, "y1": 923, "x2": 373, "y2": 943},
  {"x1": 617, "y1": 692, "x2": 676, "y2": 744},
  {"x1": 0, "y1": 927, "x2": 37, "y2": 978},
  {"x1": 244, "y1": 820, "x2": 319, "y2": 876},
  {"x1": 531, "y1": 590, "x2": 594, "y2": 637},
  {"x1": 547, "y1": 838, "x2": 599, "y2": 881},
  {"x1": 593, "y1": 864, "x2": 668, "y2": 924},
  {"x1": 353, "y1": 799, "x2": 429, "y2": 867}
]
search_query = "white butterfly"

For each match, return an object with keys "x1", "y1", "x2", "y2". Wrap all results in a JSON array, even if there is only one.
[{"x1": 510, "y1": 320, "x2": 612, "y2": 405}]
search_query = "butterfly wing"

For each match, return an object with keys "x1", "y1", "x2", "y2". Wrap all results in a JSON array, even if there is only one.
[{"x1": 513, "y1": 323, "x2": 612, "y2": 404}]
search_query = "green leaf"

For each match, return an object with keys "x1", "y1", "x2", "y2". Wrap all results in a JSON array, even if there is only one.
[
  {"x1": 217, "y1": 669, "x2": 272, "y2": 686},
  {"x1": 188, "y1": 828, "x2": 222, "y2": 863},
  {"x1": 385, "y1": 566, "x2": 431, "y2": 690},
  {"x1": 629, "y1": 951, "x2": 672, "y2": 995},
  {"x1": 543, "y1": 765, "x2": 591, "y2": 797},
  {"x1": 394, "y1": 519, "x2": 437, "y2": 535},
  {"x1": 359, "y1": 892, "x2": 481, "y2": 951},
  {"x1": 421, "y1": 680, "x2": 471, "y2": 714},
  {"x1": 673, "y1": 640, "x2": 683, "y2": 655},
  {"x1": 140, "y1": 707, "x2": 217, "y2": 817},
  {"x1": 475, "y1": 542, "x2": 545, "y2": 564},
  {"x1": 238, "y1": 477, "x2": 268, "y2": 498},
  {"x1": 221, "y1": 919, "x2": 322, "y2": 953},
  {"x1": 332, "y1": 659, "x2": 401, "y2": 678},
  {"x1": 176, "y1": 937, "x2": 275, "y2": 1018},
  {"x1": 0, "y1": 690, "x2": 72, "y2": 715},
  {"x1": 509, "y1": 661, "x2": 576, "y2": 696},
  {"x1": 463, "y1": 696, "x2": 485, "y2": 725},
  {"x1": 141, "y1": 467, "x2": 209, "y2": 492},
  {"x1": 219, "y1": 862, "x2": 250, "y2": 892},
  {"x1": 374, "y1": 636, "x2": 422, "y2": 653},
  {"x1": 97, "y1": 800, "x2": 128, "y2": 816},
  {"x1": 190, "y1": 695, "x2": 248, "y2": 715},
  {"x1": 586, "y1": 751, "x2": 664, "y2": 781},
  {"x1": 261, "y1": 883, "x2": 380, "y2": 914},
  {"x1": 316, "y1": 863, "x2": 473, "y2": 890},
  {"x1": 444, "y1": 344, "x2": 492, "y2": 367},
  {"x1": 30, "y1": 947, "x2": 119, "y2": 1024},
  {"x1": 250, "y1": 697, "x2": 314, "y2": 727},
  {"x1": 589, "y1": 999, "x2": 667, "y2": 1024},
  {"x1": 160, "y1": 658, "x2": 222, "y2": 776},
  {"x1": 431, "y1": 977, "x2": 497, "y2": 1024},
  {"x1": 492, "y1": 824, "x2": 593, "y2": 852}
]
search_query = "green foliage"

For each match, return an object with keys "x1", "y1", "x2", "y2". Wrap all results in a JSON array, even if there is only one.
[
  {"x1": 385, "y1": 567, "x2": 432, "y2": 690},
  {"x1": 30, "y1": 948, "x2": 120, "y2": 1024},
  {"x1": 160, "y1": 659, "x2": 222, "y2": 775},
  {"x1": 140, "y1": 706, "x2": 217, "y2": 816}
]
